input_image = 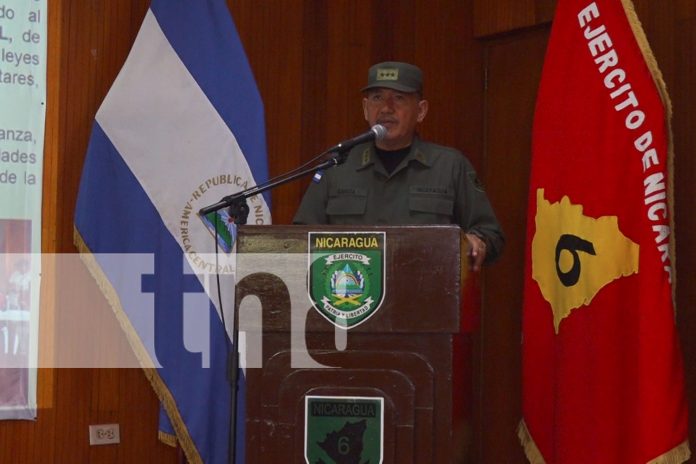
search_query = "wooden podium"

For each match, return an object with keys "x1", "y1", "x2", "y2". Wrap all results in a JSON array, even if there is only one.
[{"x1": 235, "y1": 225, "x2": 463, "y2": 463}]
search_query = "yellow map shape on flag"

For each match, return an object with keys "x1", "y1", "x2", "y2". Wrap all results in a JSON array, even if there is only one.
[{"x1": 532, "y1": 189, "x2": 639, "y2": 333}]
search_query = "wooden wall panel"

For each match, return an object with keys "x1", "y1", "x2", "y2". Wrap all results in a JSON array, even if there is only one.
[
  {"x1": 478, "y1": 28, "x2": 548, "y2": 464},
  {"x1": 325, "y1": 0, "x2": 374, "y2": 151},
  {"x1": 474, "y1": 0, "x2": 537, "y2": 37},
  {"x1": 474, "y1": 0, "x2": 556, "y2": 37},
  {"x1": 299, "y1": 0, "x2": 330, "y2": 168},
  {"x1": 4, "y1": 0, "x2": 693, "y2": 462},
  {"x1": 535, "y1": 0, "x2": 558, "y2": 24},
  {"x1": 677, "y1": 0, "x2": 696, "y2": 18},
  {"x1": 673, "y1": 11, "x2": 696, "y2": 464},
  {"x1": 414, "y1": 0, "x2": 484, "y2": 165},
  {"x1": 229, "y1": 0, "x2": 305, "y2": 225}
]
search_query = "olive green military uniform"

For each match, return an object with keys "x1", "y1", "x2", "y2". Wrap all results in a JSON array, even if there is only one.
[{"x1": 293, "y1": 136, "x2": 504, "y2": 262}]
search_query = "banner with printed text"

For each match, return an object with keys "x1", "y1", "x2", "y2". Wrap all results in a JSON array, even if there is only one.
[
  {"x1": 0, "y1": 0, "x2": 46, "y2": 420},
  {"x1": 519, "y1": 0, "x2": 690, "y2": 462}
]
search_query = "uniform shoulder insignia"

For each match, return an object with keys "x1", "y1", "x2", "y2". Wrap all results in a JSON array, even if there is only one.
[
  {"x1": 361, "y1": 149, "x2": 371, "y2": 166},
  {"x1": 468, "y1": 171, "x2": 485, "y2": 192}
]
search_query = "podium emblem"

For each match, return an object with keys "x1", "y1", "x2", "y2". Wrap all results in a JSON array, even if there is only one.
[
  {"x1": 308, "y1": 231, "x2": 385, "y2": 329},
  {"x1": 305, "y1": 395, "x2": 384, "y2": 464}
]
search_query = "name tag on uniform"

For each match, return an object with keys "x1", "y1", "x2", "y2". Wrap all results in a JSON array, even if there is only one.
[{"x1": 410, "y1": 186, "x2": 450, "y2": 195}]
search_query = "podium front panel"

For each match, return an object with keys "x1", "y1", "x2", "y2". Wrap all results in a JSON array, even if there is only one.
[{"x1": 236, "y1": 225, "x2": 462, "y2": 463}]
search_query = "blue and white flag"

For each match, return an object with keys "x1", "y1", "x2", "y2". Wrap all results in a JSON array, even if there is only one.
[{"x1": 74, "y1": 1, "x2": 271, "y2": 462}]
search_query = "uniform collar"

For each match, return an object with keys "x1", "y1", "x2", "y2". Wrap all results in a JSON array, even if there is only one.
[{"x1": 355, "y1": 136, "x2": 433, "y2": 174}]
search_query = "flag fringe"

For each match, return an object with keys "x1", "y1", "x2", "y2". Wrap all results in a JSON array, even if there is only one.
[
  {"x1": 73, "y1": 227, "x2": 203, "y2": 464},
  {"x1": 518, "y1": 419, "x2": 547, "y2": 464},
  {"x1": 647, "y1": 440, "x2": 691, "y2": 464},
  {"x1": 518, "y1": 420, "x2": 689, "y2": 463},
  {"x1": 158, "y1": 430, "x2": 178, "y2": 448},
  {"x1": 620, "y1": 0, "x2": 672, "y2": 118},
  {"x1": 620, "y1": 0, "x2": 677, "y2": 301}
]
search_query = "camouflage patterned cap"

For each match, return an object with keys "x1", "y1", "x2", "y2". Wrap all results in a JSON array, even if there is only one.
[{"x1": 362, "y1": 61, "x2": 423, "y2": 93}]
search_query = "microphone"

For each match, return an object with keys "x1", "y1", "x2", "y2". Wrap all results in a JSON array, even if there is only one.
[{"x1": 327, "y1": 124, "x2": 387, "y2": 153}]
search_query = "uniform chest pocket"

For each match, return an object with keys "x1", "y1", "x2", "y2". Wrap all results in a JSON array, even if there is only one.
[
  {"x1": 409, "y1": 186, "x2": 454, "y2": 216},
  {"x1": 326, "y1": 188, "x2": 368, "y2": 215}
]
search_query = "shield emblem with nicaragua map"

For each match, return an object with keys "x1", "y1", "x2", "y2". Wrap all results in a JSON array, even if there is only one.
[{"x1": 308, "y1": 232, "x2": 385, "y2": 329}]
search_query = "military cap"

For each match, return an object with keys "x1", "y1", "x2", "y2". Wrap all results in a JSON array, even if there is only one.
[{"x1": 362, "y1": 61, "x2": 423, "y2": 93}]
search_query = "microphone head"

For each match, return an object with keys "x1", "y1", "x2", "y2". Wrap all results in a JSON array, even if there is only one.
[{"x1": 371, "y1": 124, "x2": 387, "y2": 141}]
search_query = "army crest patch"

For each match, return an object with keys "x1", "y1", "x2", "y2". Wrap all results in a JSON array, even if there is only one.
[
  {"x1": 308, "y1": 232, "x2": 386, "y2": 329},
  {"x1": 305, "y1": 395, "x2": 384, "y2": 464}
]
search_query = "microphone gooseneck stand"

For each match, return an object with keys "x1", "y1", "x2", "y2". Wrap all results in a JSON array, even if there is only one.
[
  {"x1": 198, "y1": 150, "x2": 349, "y2": 464},
  {"x1": 199, "y1": 153, "x2": 344, "y2": 219},
  {"x1": 200, "y1": 123, "x2": 386, "y2": 220}
]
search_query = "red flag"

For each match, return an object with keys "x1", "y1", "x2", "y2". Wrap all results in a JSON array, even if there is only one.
[{"x1": 519, "y1": 0, "x2": 690, "y2": 462}]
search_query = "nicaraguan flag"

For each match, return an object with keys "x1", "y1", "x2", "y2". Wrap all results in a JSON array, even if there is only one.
[{"x1": 74, "y1": 0, "x2": 271, "y2": 462}]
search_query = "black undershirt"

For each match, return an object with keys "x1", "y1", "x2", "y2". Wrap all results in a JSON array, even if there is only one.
[{"x1": 375, "y1": 145, "x2": 411, "y2": 174}]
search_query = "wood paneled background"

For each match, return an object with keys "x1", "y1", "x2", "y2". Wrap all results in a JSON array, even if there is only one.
[{"x1": 0, "y1": 0, "x2": 694, "y2": 462}]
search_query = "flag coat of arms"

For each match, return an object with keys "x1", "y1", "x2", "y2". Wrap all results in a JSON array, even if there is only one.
[
  {"x1": 74, "y1": 1, "x2": 271, "y2": 462},
  {"x1": 519, "y1": 0, "x2": 690, "y2": 463}
]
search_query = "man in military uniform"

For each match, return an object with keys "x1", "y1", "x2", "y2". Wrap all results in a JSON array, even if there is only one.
[{"x1": 294, "y1": 61, "x2": 503, "y2": 271}]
